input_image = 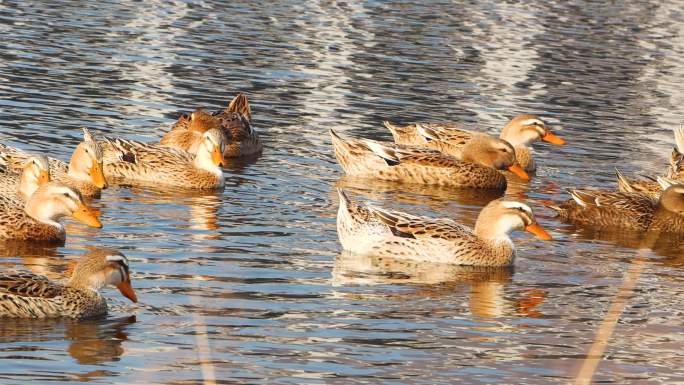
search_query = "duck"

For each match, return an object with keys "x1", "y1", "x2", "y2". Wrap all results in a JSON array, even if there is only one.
[
  {"x1": 0, "y1": 182, "x2": 102, "y2": 241},
  {"x1": 330, "y1": 129, "x2": 529, "y2": 190},
  {"x1": 102, "y1": 128, "x2": 225, "y2": 190},
  {"x1": 384, "y1": 114, "x2": 565, "y2": 172},
  {"x1": 160, "y1": 93, "x2": 262, "y2": 158},
  {"x1": 616, "y1": 127, "x2": 684, "y2": 197},
  {"x1": 0, "y1": 154, "x2": 50, "y2": 200},
  {"x1": 336, "y1": 190, "x2": 551, "y2": 266},
  {"x1": 0, "y1": 128, "x2": 107, "y2": 197},
  {"x1": 0, "y1": 248, "x2": 136, "y2": 319},
  {"x1": 550, "y1": 183, "x2": 684, "y2": 232}
]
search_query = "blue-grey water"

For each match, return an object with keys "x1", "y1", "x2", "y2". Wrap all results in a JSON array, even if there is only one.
[{"x1": 1, "y1": 1, "x2": 684, "y2": 384}]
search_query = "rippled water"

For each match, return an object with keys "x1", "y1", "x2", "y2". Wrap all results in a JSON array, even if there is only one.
[{"x1": 1, "y1": 1, "x2": 684, "y2": 384}]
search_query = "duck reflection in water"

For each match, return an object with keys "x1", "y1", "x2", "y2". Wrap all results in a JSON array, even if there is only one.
[
  {"x1": 332, "y1": 251, "x2": 546, "y2": 318},
  {"x1": 0, "y1": 315, "x2": 135, "y2": 369}
]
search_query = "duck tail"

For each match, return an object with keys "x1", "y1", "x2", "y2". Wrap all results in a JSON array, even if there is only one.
[
  {"x1": 226, "y1": 92, "x2": 252, "y2": 121},
  {"x1": 337, "y1": 188, "x2": 352, "y2": 211},
  {"x1": 615, "y1": 168, "x2": 634, "y2": 193},
  {"x1": 674, "y1": 125, "x2": 684, "y2": 153}
]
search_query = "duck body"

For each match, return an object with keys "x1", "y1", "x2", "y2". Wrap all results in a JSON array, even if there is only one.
[
  {"x1": 616, "y1": 129, "x2": 684, "y2": 198},
  {"x1": 336, "y1": 190, "x2": 550, "y2": 266},
  {"x1": 0, "y1": 182, "x2": 101, "y2": 242},
  {"x1": 552, "y1": 185, "x2": 684, "y2": 232},
  {"x1": 0, "y1": 194, "x2": 65, "y2": 241},
  {"x1": 385, "y1": 114, "x2": 564, "y2": 173},
  {"x1": 161, "y1": 93, "x2": 262, "y2": 158},
  {"x1": 102, "y1": 131, "x2": 225, "y2": 190},
  {"x1": 0, "y1": 249, "x2": 136, "y2": 319},
  {"x1": 0, "y1": 273, "x2": 106, "y2": 318},
  {"x1": 330, "y1": 130, "x2": 525, "y2": 190}
]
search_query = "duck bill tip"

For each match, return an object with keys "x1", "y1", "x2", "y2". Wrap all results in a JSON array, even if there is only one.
[
  {"x1": 116, "y1": 281, "x2": 138, "y2": 303},
  {"x1": 525, "y1": 224, "x2": 552, "y2": 240},
  {"x1": 212, "y1": 147, "x2": 225, "y2": 167},
  {"x1": 508, "y1": 165, "x2": 530, "y2": 181},
  {"x1": 72, "y1": 204, "x2": 103, "y2": 228},
  {"x1": 542, "y1": 132, "x2": 566, "y2": 145},
  {"x1": 91, "y1": 161, "x2": 108, "y2": 189}
]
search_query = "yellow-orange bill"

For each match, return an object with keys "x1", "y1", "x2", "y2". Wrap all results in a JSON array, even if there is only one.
[
  {"x1": 38, "y1": 170, "x2": 50, "y2": 185},
  {"x1": 72, "y1": 203, "x2": 103, "y2": 228},
  {"x1": 90, "y1": 160, "x2": 108, "y2": 189},
  {"x1": 116, "y1": 280, "x2": 138, "y2": 303},
  {"x1": 212, "y1": 146, "x2": 225, "y2": 167},
  {"x1": 508, "y1": 164, "x2": 530, "y2": 181},
  {"x1": 542, "y1": 132, "x2": 566, "y2": 145},
  {"x1": 525, "y1": 223, "x2": 552, "y2": 240}
]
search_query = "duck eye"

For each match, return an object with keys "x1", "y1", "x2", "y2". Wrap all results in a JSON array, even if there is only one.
[{"x1": 63, "y1": 192, "x2": 70, "y2": 197}]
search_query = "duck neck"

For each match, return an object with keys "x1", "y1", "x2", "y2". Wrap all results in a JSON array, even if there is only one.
[
  {"x1": 24, "y1": 197, "x2": 64, "y2": 229},
  {"x1": 19, "y1": 173, "x2": 38, "y2": 200},
  {"x1": 68, "y1": 155, "x2": 90, "y2": 182},
  {"x1": 194, "y1": 148, "x2": 223, "y2": 177}
]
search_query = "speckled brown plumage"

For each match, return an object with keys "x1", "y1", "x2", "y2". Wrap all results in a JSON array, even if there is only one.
[
  {"x1": 336, "y1": 190, "x2": 549, "y2": 266},
  {"x1": 161, "y1": 93, "x2": 262, "y2": 158},
  {"x1": 330, "y1": 130, "x2": 508, "y2": 190},
  {"x1": 0, "y1": 194, "x2": 65, "y2": 241},
  {"x1": 615, "y1": 152, "x2": 684, "y2": 200},
  {"x1": 552, "y1": 186, "x2": 684, "y2": 233},
  {"x1": 102, "y1": 136, "x2": 224, "y2": 190},
  {"x1": 384, "y1": 114, "x2": 563, "y2": 172},
  {"x1": 0, "y1": 163, "x2": 23, "y2": 198},
  {"x1": 0, "y1": 249, "x2": 136, "y2": 319}
]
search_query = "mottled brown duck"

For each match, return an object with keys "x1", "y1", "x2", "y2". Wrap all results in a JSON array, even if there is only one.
[
  {"x1": 384, "y1": 114, "x2": 564, "y2": 172},
  {"x1": 161, "y1": 93, "x2": 262, "y2": 158},
  {"x1": 102, "y1": 128, "x2": 226, "y2": 190},
  {"x1": 336, "y1": 190, "x2": 551, "y2": 266},
  {"x1": 0, "y1": 248, "x2": 136, "y2": 319},
  {"x1": 0, "y1": 182, "x2": 102, "y2": 242},
  {"x1": 330, "y1": 129, "x2": 529, "y2": 190},
  {"x1": 551, "y1": 184, "x2": 684, "y2": 232}
]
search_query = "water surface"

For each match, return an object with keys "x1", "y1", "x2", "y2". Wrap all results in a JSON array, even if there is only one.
[{"x1": 1, "y1": 1, "x2": 684, "y2": 384}]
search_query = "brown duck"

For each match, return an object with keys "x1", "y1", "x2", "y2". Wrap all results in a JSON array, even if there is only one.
[
  {"x1": 384, "y1": 114, "x2": 565, "y2": 172},
  {"x1": 330, "y1": 129, "x2": 529, "y2": 190},
  {"x1": 551, "y1": 184, "x2": 684, "y2": 232},
  {"x1": 0, "y1": 248, "x2": 136, "y2": 319},
  {"x1": 160, "y1": 93, "x2": 262, "y2": 158}
]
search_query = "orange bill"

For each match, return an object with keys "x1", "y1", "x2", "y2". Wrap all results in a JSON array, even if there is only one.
[
  {"x1": 90, "y1": 160, "x2": 108, "y2": 189},
  {"x1": 212, "y1": 146, "x2": 225, "y2": 167},
  {"x1": 525, "y1": 223, "x2": 552, "y2": 240},
  {"x1": 116, "y1": 280, "x2": 138, "y2": 303},
  {"x1": 508, "y1": 164, "x2": 530, "y2": 181},
  {"x1": 37, "y1": 170, "x2": 50, "y2": 185},
  {"x1": 72, "y1": 203, "x2": 103, "y2": 228},
  {"x1": 542, "y1": 132, "x2": 565, "y2": 145}
]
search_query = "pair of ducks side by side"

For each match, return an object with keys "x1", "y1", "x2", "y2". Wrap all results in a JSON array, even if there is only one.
[
  {"x1": 103, "y1": 93, "x2": 262, "y2": 189},
  {"x1": 331, "y1": 114, "x2": 565, "y2": 190},
  {"x1": 331, "y1": 114, "x2": 562, "y2": 268},
  {"x1": 0, "y1": 149, "x2": 102, "y2": 242},
  {"x1": 0, "y1": 248, "x2": 137, "y2": 319}
]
